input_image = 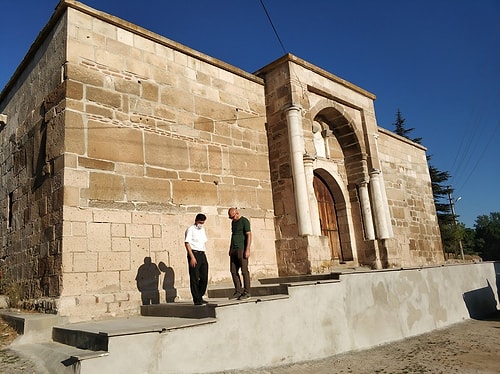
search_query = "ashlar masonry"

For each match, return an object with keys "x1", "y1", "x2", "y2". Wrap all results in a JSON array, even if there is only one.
[{"x1": 0, "y1": 1, "x2": 443, "y2": 321}]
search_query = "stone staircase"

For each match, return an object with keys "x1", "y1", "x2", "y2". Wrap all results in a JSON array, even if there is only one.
[{"x1": 0, "y1": 273, "x2": 342, "y2": 373}]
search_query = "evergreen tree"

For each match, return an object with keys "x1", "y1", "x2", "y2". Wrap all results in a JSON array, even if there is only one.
[
  {"x1": 392, "y1": 108, "x2": 422, "y2": 144},
  {"x1": 429, "y1": 167, "x2": 454, "y2": 224}
]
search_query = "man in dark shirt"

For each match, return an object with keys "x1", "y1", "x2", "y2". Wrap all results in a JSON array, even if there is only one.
[{"x1": 227, "y1": 207, "x2": 252, "y2": 300}]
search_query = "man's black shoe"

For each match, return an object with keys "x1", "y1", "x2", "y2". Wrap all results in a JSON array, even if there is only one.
[
  {"x1": 238, "y1": 293, "x2": 250, "y2": 300},
  {"x1": 229, "y1": 292, "x2": 241, "y2": 300}
]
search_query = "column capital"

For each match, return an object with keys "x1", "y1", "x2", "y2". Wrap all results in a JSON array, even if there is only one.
[
  {"x1": 357, "y1": 178, "x2": 370, "y2": 187},
  {"x1": 284, "y1": 104, "x2": 302, "y2": 113},
  {"x1": 321, "y1": 129, "x2": 334, "y2": 138},
  {"x1": 303, "y1": 153, "x2": 316, "y2": 164}
]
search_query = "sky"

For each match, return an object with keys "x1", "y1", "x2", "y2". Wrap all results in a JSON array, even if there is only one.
[{"x1": 1, "y1": 0, "x2": 498, "y2": 228}]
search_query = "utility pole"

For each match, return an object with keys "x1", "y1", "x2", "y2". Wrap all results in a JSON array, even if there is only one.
[{"x1": 447, "y1": 187, "x2": 464, "y2": 260}]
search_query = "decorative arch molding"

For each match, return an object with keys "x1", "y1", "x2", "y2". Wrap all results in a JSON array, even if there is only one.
[
  {"x1": 309, "y1": 99, "x2": 365, "y2": 155},
  {"x1": 313, "y1": 163, "x2": 348, "y2": 205},
  {"x1": 308, "y1": 99, "x2": 368, "y2": 184}
]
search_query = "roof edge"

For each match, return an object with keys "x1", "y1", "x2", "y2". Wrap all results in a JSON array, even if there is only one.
[
  {"x1": 255, "y1": 53, "x2": 376, "y2": 100},
  {"x1": 378, "y1": 126, "x2": 428, "y2": 151},
  {"x1": 1, "y1": 0, "x2": 263, "y2": 103}
]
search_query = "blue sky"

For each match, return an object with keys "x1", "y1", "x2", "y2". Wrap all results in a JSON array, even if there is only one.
[{"x1": 1, "y1": 1, "x2": 498, "y2": 228}]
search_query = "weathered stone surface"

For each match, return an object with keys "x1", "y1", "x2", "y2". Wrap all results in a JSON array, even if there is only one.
[
  {"x1": 0, "y1": 2, "x2": 442, "y2": 321},
  {"x1": 88, "y1": 120, "x2": 144, "y2": 164}
]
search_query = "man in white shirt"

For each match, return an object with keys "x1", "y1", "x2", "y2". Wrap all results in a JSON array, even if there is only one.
[{"x1": 184, "y1": 213, "x2": 209, "y2": 305}]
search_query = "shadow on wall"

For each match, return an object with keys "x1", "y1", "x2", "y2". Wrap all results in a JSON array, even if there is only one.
[
  {"x1": 463, "y1": 278, "x2": 499, "y2": 319},
  {"x1": 159, "y1": 261, "x2": 177, "y2": 303},
  {"x1": 135, "y1": 257, "x2": 160, "y2": 305},
  {"x1": 135, "y1": 257, "x2": 178, "y2": 305}
]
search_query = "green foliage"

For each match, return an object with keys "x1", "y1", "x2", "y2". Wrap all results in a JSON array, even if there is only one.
[
  {"x1": 440, "y1": 221, "x2": 465, "y2": 255},
  {"x1": 392, "y1": 108, "x2": 422, "y2": 144},
  {"x1": 474, "y1": 212, "x2": 500, "y2": 260},
  {"x1": 429, "y1": 166, "x2": 454, "y2": 224},
  {"x1": 462, "y1": 227, "x2": 477, "y2": 255}
]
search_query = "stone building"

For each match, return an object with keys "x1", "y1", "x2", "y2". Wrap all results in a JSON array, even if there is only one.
[{"x1": 0, "y1": 0, "x2": 443, "y2": 321}]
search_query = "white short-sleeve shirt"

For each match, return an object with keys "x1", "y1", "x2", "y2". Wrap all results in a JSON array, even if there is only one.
[{"x1": 184, "y1": 224, "x2": 207, "y2": 252}]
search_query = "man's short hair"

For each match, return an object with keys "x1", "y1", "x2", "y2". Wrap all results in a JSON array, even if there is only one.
[{"x1": 195, "y1": 213, "x2": 207, "y2": 222}]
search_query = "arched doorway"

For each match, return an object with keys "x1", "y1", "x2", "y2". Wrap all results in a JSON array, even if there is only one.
[{"x1": 313, "y1": 174, "x2": 344, "y2": 262}]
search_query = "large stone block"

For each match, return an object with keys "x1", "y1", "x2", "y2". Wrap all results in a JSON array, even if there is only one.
[
  {"x1": 98, "y1": 251, "x2": 130, "y2": 271},
  {"x1": 87, "y1": 222, "x2": 112, "y2": 251},
  {"x1": 86, "y1": 271, "x2": 120, "y2": 293},
  {"x1": 65, "y1": 111, "x2": 85, "y2": 154},
  {"x1": 67, "y1": 38, "x2": 96, "y2": 62},
  {"x1": 112, "y1": 237, "x2": 130, "y2": 252},
  {"x1": 63, "y1": 186, "x2": 80, "y2": 206},
  {"x1": 64, "y1": 168, "x2": 88, "y2": 188},
  {"x1": 78, "y1": 157, "x2": 114, "y2": 171},
  {"x1": 65, "y1": 63, "x2": 104, "y2": 87},
  {"x1": 125, "y1": 176, "x2": 171, "y2": 203},
  {"x1": 72, "y1": 252, "x2": 98, "y2": 272},
  {"x1": 141, "y1": 81, "x2": 159, "y2": 102},
  {"x1": 114, "y1": 77, "x2": 141, "y2": 96},
  {"x1": 63, "y1": 206, "x2": 93, "y2": 222},
  {"x1": 88, "y1": 172, "x2": 124, "y2": 201},
  {"x1": 188, "y1": 143, "x2": 209, "y2": 172},
  {"x1": 126, "y1": 224, "x2": 153, "y2": 238},
  {"x1": 144, "y1": 132, "x2": 189, "y2": 170},
  {"x1": 194, "y1": 95, "x2": 236, "y2": 122},
  {"x1": 88, "y1": 120, "x2": 144, "y2": 164},
  {"x1": 229, "y1": 149, "x2": 270, "y2": 180},
  {"x1": 86, "y1": 86, "x2": 121, "y2": 108},
  {"x1": 132, "y1": 212, "x2": 161, "y2": 225},
  {"x1": 172, "y1": 180, "x2": 218, "y2": 205},
  {"x1": 106, "y1": 38, "x2": 130, "y2": 57},
  {"x1": 93, "y1": 210, "x2": 131, "y2": 224},
  {"x1": 62, "y1": 235, "x2": 87, "y2": 253}
]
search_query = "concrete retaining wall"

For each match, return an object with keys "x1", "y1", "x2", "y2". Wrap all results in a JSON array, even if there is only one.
[{"x1": 80, "y1": 262, "x2": 499, "y2": 373}]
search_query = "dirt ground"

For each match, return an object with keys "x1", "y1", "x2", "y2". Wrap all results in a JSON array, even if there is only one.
[
  {"x1": 0, "y1": 318, "x2": 17, "y2": 347},
  {"x1": 0, "y1": 318, "x2": 43, "y2": 374},
  {"x1": 1, "y1": 313, "x2": 499, "y2": 373}
]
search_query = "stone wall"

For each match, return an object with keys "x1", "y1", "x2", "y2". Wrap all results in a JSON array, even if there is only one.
[
  {"x1": 57, "y1": 6, "x2": 277, "y2": 319},
  {"x1": 0, "y1": 15, "x2": 68, "y2": 310},
  {"x1": 377, "y1": 128, "x2": 444, "y2": 266},
  {"x1": 1, "y1": 1, "x2": 445, "y2": 320}
]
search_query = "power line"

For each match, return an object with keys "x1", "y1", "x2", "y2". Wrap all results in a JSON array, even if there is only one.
[
  {"x1": 259, "y1": 0, "x2": 287, "y2": 54},
  {"x1": 455, "y1": 121, "x2": 500, "y2": 193},
  {"x1": 449, "y1": 17, "x2": 500, "y2": 192}
]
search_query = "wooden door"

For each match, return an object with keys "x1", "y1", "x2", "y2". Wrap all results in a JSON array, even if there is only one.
[{"x1": 313, "y1": 174, "x2": 343, "y2": 261}]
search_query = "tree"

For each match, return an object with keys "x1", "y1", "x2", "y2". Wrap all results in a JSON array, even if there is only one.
[
  {"x1": 429, "y1": 167, "x2": 454, "y2": 224},
  {"x1": 462, "y1": 227, "x2": 476, "y2": 255},
  {"x1": 392, "y1": 108, "x2": 422, "y2": 144},
  {"x1": 474, "y1": 212, "x2": 500, "y2": 260}
]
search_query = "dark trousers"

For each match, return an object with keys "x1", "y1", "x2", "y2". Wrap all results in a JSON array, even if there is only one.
[
  {"x1": 188, "y1": 251, "x2": 208, "y2": 303},
  {"x1": 230, "y1": 249, "x2": 250, "y2": 294}
]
